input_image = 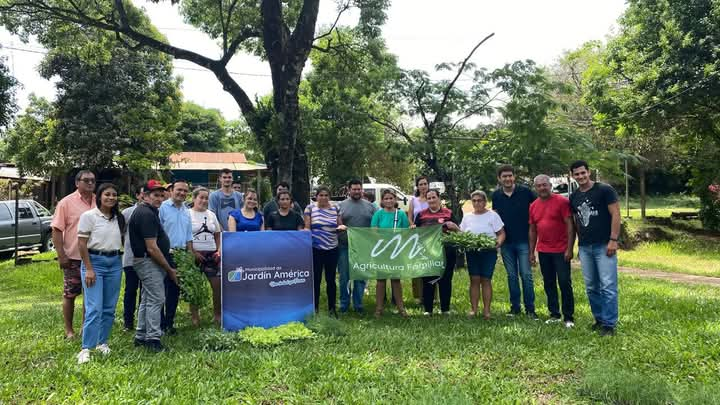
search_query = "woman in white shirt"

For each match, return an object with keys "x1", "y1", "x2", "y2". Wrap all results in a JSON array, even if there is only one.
[
  {"x1": 460, "y1": 190, "x2": 506, "y2": 320},
  {"x1": 189, "y1": 187, "x2": 222, "y2": 325},
  {"x1": 76, "y1": 183, "x2": 125, "y2": 364}
]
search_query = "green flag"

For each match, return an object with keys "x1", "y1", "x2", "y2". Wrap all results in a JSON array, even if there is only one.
[{"x1": 348, "y1": 225, "x2": 445, "y2": 280}]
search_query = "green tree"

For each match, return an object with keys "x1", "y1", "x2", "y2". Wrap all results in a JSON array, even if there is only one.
[
  {"x1": 177, "y1": 102, "x2": 226, "y2": 152},
  {"x1": 370, "y1": 35, "x2": 501, "y2": 218},
  {"x1": 4, "y1": 43, "x2": 182, "y2": 175},
  {"x1": 302, "y1": 29, "x2": 409, "y2": 190},
  {"x1": 3, "y1": 95, "x2": 58, "y2": 174},
  {"x1": 0, "y1": 54, "x2": 18, "y2": 134},
  {"x1": 0, "y1": 0, "x2": 390, "y2": 205},
  {"x1": 581, "y1": 0, "x2": 720, "y2": 227}
]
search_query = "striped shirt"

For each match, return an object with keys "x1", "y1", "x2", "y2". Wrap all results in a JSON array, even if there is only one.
[{"x1": 304, "y1": 203, "x2": 339, "y2": 250}]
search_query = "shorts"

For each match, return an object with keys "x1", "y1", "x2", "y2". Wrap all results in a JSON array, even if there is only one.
[
  {"x1": 466, "y1": 249, "x2": 497, "y2": 279},
  {"x1": 198, "y1": 251, "x2": 220, "y2": 278},
  {"x1": 62, "y1": 260, "x2": 83, "y2": 298}
]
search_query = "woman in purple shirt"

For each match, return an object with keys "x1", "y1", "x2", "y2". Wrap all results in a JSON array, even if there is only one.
[{"x1": 407, "y1": 175, "x2": 430, "y2": 304}]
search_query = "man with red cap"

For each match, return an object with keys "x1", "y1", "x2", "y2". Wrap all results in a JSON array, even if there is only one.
[{"x1": 128, "y1": 180, "x2": 177, "y2": 352}]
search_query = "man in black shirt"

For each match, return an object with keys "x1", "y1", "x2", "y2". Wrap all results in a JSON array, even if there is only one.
[
  {"x1": 492, "y1": 164, "x2": 538, "y2": 318},
  {"x1": 129, "y1": 180, "x2": 177, "y2": 352},
  {"x1": 569, "y1": 160, "x2": 621, "y2": 336}
]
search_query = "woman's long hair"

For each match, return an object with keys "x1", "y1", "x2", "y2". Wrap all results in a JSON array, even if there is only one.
[
  {"x1": 414, "y1": 175, "x2": 430, "y2": 197},
  {"x1": 95, "y1": 183, "x2": 125, "y2": 234}
]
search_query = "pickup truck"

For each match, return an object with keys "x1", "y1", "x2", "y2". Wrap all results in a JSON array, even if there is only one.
[{"x1": 0, "y1": 199, "x2": 54, "y2": 254}]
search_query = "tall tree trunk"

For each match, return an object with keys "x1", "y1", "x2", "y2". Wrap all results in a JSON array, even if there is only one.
[{"x1": 292, "y1": 140, "x2": 310, "y2": 208}]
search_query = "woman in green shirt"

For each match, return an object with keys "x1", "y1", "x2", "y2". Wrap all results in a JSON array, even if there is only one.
[{"x1": 370, "y1": 189, "x2": 410, "y2": 318}]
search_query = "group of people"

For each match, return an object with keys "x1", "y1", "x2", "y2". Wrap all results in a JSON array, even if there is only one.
[{"x1": 52, "y1": 161, "x2": 621, "y2": 365}]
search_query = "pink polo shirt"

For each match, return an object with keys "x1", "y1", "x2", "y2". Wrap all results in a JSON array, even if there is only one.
[{"x1": 51, "y1": 190, "x2": 96, "y2": 260}]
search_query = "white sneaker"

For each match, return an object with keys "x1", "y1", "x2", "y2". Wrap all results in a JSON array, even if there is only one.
[
  {"x1": 565, "y1": 321, "x2": 575, "y2": 328},
  {"x1": 77, "y1": 349, "x2": 91, "y2": 364},
  {"x1": 95, "y1": 344, "x2": 111, "y2": 355},
  {"x1": 545, "y1": 318, "x2": 562, "y2": 324},
  {"x1": 441, "y1": 311, "x2": 451, "y2": 316},
  {"x1": 423, "y1": 312, "x2": 431, "y2": 316}
]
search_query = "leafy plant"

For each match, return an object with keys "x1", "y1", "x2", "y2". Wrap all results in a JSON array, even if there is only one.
[
  {"x1": 442, "y1": 231, "x2": 496, "y2": 251},
  {"x1": 200, "y1": 322, "x2": 314, "y2": 350},
  {"x1": 173, "y1": 249, "x2": 210, "y2": 308}
]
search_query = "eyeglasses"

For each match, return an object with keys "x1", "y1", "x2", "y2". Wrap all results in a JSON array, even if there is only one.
[
  {"x1": 79, "y1": 178, "x2": 96, "y2": 184},
  {"x1": 471, "y1": 199, "x2": 485, "y2": 203}
]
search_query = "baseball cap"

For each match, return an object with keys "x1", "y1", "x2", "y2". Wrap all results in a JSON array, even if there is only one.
[{"x1": 144, "y1": 179, "x2": 167, "y2": 192}]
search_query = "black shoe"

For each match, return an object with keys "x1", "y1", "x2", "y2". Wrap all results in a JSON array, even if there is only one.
[
  {"x1": 133, "y1": 338, "x2": 146, "y2": 347},
  {"x1": 506, "y1": 309, "x2": 521, "y2": 317},
  {"x1": 527, "y1": 311, "x2": 540, "y2": 320},
  {"x1": 590, "y1": 322, "x2": 602, "y2": 331},
  {"x1": 329, "y1": 309, "x2": 338, "y2": 318},
  {"x1": 599, "y1": 326, "x2": 616, "y2": 337},
  {"x1": 163, "y1": 327, "x2": 177, "y2": 336},
  {"x1": 145, "y1": 339, "x2": 166, "y2": 352}
]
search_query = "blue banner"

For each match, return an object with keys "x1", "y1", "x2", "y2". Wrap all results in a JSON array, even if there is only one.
[{"x1": 221, "y1": 231, "x2": 314, "y2": 331}]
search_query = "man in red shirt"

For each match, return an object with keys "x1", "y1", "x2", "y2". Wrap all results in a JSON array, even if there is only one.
[{"x1": 529, "y1": 174, "x2": 576, "y2": 328}]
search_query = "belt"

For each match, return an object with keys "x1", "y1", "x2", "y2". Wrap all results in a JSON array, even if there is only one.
[{"x1": 89, "y1": 249, "x2": 122, "y2": 257}]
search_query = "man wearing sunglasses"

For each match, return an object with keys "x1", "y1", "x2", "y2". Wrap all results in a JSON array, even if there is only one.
[{"x1": 51, "y1": 170, "x2": 97, "y2": 339}]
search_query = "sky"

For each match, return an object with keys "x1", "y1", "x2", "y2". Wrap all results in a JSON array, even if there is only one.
[{"x1": 0, "y1": 0, "x2": 627, "y2": 121}]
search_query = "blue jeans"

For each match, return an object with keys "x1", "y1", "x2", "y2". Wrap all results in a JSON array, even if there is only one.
[
  {"x1": 337, "y1": 245, "x2": 366, "y2": 312},
  {"x1": 80, "y1": 254, "x2": 122, "y2": 349},
  {"x1": 500, "y1": 242, "x2": 535, "y2": 313},
  {"x1": 578, "y1": 243, "x2": 618, "y2": 328}
]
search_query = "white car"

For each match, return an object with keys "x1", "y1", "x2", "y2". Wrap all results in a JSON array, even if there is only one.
[{"x1": 362, "y1": 183, "x2": 411, "y2": 211}]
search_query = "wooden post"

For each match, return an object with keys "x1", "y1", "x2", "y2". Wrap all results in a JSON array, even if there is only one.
[{"x1": 625, "y1": 159, "x2": 630, "y2": 218}]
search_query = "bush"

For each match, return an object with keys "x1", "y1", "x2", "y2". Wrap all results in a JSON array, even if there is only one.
[{"x1": 699, "y1": 192, "x2": 720, "y2": 232}]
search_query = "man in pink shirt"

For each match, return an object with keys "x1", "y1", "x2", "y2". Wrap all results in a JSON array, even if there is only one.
[
  {"x1": 529, "y1": 174, "x2": 576, "y2": 328},
  {"x1": 51, "y1": 170, "x2": 96, "y2": 338}
]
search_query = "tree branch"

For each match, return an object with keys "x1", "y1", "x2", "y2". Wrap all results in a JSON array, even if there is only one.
[
  {"x1": 368, "y1": 113, "x2": 415, "y2": 145},
  {"x1": 220, "y1": 27, "x2": 261, "y2": 66},
  {"x1": 289, "y1": 0, "x2": 320, "y2": 58},
  {"x1": 435, "y1": 33, "x2": 495, "y2": 127},
  {"x1": 313, "y1": 0, "x2": 349, "y2": 41},
  {"x1": 438, "y1": 90, "x2": 502, "y2": 136},
  {"x1": 414, "y1": 80, "x2": 432, "y2": 133}
]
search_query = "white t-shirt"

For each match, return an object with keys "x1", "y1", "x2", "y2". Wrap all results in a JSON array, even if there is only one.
[
  {"x1": 460, "y1": 211, "x2": 504, "y2": 239},
  {"x1": 77, "y1": 208, "x2": 123, "y2": 251},
  {"x1": 189, "y1": 209, "x2": 221, "y2": 252}
]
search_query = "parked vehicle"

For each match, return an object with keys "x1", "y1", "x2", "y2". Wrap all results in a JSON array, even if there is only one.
[
  {"x1": 0, "y1": 199, "x2": 54, "y2": 254},
  {"x1": 362, "y1": 183, "x2": 411, "y2": 211}
]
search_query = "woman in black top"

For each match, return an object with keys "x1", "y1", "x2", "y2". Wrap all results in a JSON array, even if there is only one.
[{"x1": 265, "y1": 191, "x2": 304, "y2": 231}]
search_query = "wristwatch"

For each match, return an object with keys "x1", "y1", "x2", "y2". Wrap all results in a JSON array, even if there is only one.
[{"x1": 609, "y1": 237, "x2": 618, "y2": 242}]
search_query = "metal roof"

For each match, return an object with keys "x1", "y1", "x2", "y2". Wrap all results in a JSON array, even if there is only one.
[{"x1": 169, "y1": 152, "x2": 268, "y2": 172}]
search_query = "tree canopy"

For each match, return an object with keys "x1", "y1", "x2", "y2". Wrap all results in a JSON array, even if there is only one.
[
  {"x1": 4, "y1": 40, "x2": 182, "y2": 175},
  {"x1": 177, "y1": 102, "x2": 227, "y2": 152},
  {"x1": 0, "y1": 55, "x2": 18, "y2": 134}
]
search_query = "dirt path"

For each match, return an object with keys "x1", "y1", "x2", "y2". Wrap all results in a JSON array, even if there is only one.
[
  {"x1": 570, "y1": 262, "x2": 720, "y2": 287},
  {"x1": 616, "y1": 265, "x2": 720, "y2": 287}
]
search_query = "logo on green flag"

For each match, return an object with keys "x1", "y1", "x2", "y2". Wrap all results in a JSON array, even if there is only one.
[{"x1": 348, "y1": 225, "x2": 445, "y2": 280}]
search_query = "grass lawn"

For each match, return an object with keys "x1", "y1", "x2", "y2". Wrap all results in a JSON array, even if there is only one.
[{"x1": 1, "y1": 255, "x2": 719, "y2": 403}]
